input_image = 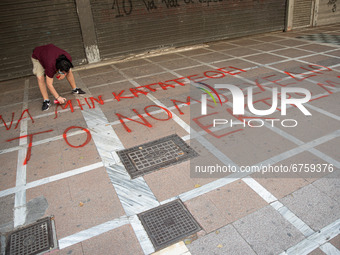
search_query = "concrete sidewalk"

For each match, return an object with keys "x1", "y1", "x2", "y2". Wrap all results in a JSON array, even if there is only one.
[{"x1": 0, "y1": 24, "x2": 340, "y2": 255}]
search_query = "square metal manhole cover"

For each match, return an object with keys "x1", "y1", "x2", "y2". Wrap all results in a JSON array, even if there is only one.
[
  {"x1": 6, "y1": 217, "x2": 57, "y2": 255},
  {"x1": 117, "y1": 134, "x2": 198, "y2": 179},
  {"x1": 138, "y1": 199, "x2": 201, "y2": 251},
  {"x1": 297, "y1": 33, "x2": 340, "y2": 46}
]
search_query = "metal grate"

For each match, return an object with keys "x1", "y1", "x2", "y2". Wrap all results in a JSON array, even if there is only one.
[
  {"x1": 297, "y1": 34, "x2": 340, "y2": 46},
  {"x1": 138, "y1": 199, "x2": 201, "y2": 251},
  {"x1": 117, "y1": 134, "x2": 198, "y2": 179},
  {"x1": 6, "y1": 217, "x2": 56, "y2": 255}
]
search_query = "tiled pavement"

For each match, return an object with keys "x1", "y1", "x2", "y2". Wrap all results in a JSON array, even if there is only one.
[{"x1": 0, "y1": 24, "x2": 340, "y2": 255}]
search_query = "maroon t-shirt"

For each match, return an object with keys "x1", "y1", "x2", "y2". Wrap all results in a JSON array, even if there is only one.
[{"x1": 32, "y1": 44, "x2": 72, "y2": 78}]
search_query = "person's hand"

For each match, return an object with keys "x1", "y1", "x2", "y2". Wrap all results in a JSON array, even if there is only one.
[{"x1": 57, "y1": 96, "x2": 67, "y2": 104}]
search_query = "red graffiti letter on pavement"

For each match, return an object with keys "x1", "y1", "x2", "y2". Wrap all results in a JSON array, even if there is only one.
[
  {"x1": 112, "y1": 90, "x2": 134, "y2": 102},
  {"x1": 63, "y1": 126, "x2": 92, "y2": 148},
  {"x1": 144, "y1": 105, "x2": 172, "y2": 121},
  {"x1": 6, "y1": 130, "x2": 53, "y2": 165},
  {"x1": 129, "y1": 88, "x2": 148, "y2": 97},
  {"x1": 192, "y1": 113, "x2": 242, "y2": 139},
  {"x1": 317, "y1": 79, "x2": 340, "y2": 94},
  {"x1": 15, "y1": 109, "x2": 34, "y2": 129},
  {"x1": 89, "y1": 96, "x2": 105, "y2": 108},
  {"x1": 0, "y1": 112, "x2": 15, "y2": 130},
  {"x1": 116, "y1": 109, "x2": 152, "y2": 133},
  {"x1": 54, "y1": 100, "x2": 74, "y2": 119}
]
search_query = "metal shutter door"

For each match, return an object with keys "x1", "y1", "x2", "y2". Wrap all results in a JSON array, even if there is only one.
[
  {"x1": 0, "y1": 0, "x2": 87, "y2": 81},
  {"x1": 293, "y1": 0, "x2": 314, "y2": 28},
  {"x1": 90, "y1": 0, "x2": 287, "y2": 60}
]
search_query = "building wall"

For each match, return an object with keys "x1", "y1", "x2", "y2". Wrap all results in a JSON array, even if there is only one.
[
  {"x1": 0, "y1": 0, "x2": 87, "y2": 81},
  {"x1": 317, "y1": 0, "x2": 340, "y2": 26},
  {"x1": 90, "y1": 0, "x2": 287, "y2": 60},
  {"x1": 288, "y1": 0, "x2": 340, "y2": 30},
  {"x1": 1, "y1": 0, "x2": 338, "y2": 81}
]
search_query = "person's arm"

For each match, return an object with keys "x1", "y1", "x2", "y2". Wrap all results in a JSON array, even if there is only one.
[{"x1": 46, "y1": 76, "x2": 66, "y2": 103}]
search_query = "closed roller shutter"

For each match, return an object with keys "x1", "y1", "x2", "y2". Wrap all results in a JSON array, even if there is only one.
[
  {"x1": 316, "y1": 0, "x2": 340, "y2": 26},
  {"x1": 0, "y1": 0, "x2": 86, "y2": 81},
  {"x1": 90, "y1": 0, "x2": 287, "y2": 60},
  {"x1": 292, "y1": 0, "x2": 313, "y2": 28}
]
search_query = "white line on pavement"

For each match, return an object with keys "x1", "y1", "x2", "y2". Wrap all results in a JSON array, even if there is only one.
[
  {"x1": 58, "y1": 215, "x2": 129, "y2": 249},
  {"x1": 0, "y1": 162, "x2": 104, "y2": 198},
  {"x1": 319, "y1": 242, "x2": 340, "y2": 255},
  {"x1": 73, "y1": 72, "x2": 157, "y2": 254},
  {"x1": 280, "y1": 218, "x2": 340, "y2": 255},
  {"x1": 13, "y1": 78, "x2": 29, "y2": 227}
]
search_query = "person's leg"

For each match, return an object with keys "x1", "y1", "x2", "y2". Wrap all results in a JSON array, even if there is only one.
[
  {"x1": 37, "y1": 76, "x2": 49, "y2": 100},
  {"x1": 66, "y1": 69, "x2": 86, "y2": 94},
  {"x1": 66, "y1": 69, "x2": 76, "y2": 90},
  {"x1": 32, "y1": 58, "x2": 49, "y2": 100},
  {"x1": 32, "y1": 57, "x2": 50, "y2": 110}
]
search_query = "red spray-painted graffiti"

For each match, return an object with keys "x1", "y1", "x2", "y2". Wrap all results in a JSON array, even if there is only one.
[
  {"x1": 5, "y1": 126, "x2": 91, "y2": 165},
  {"x1": 1, "y1": 64, "x2": 339, "y2": 165},
  {"x1": 63, "y1": 126, "x2": 92, "y2": 148},
  {"x1": 0, "y1": 109, "x2": 34, "y2": 130},
  {"x1": 6, "y1": 130, "x2": 53, "y2": 165}
]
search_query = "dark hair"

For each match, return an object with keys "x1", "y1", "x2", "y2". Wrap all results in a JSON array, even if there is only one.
[{"x1": 56, "y1": 54, "x2": 74, "y2": 72}]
